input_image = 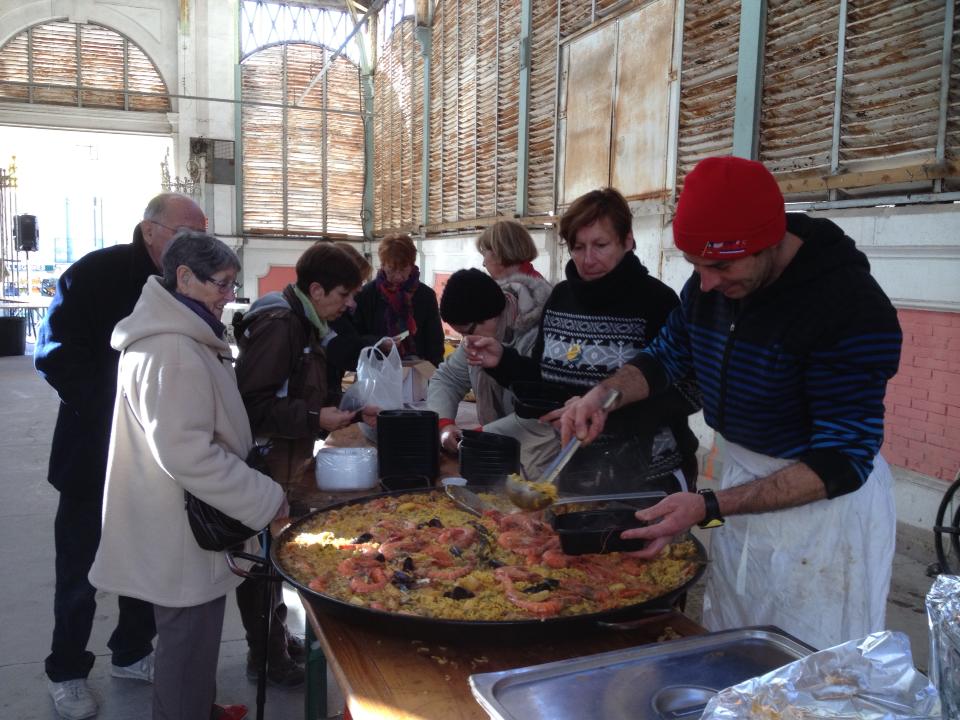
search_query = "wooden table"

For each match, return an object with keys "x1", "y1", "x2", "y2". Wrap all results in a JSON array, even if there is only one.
[{"x1": 302, "y1": 601, "x2": 704, "y2": 720}]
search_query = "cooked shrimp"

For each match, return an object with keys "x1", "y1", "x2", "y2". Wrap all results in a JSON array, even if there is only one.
[
  {"x1": 437, "y1": 526, "x2": 477, "y2": 547},
  {"x1": 349, "y1": 567, "x2": 388, "y2": 593}
]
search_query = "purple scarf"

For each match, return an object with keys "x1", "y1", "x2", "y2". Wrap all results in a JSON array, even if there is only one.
[{"x1": 173, "y1": 292, "x2": 226, "y2": 339}]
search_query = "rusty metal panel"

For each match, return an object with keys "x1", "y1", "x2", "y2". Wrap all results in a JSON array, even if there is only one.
[
  {"x1": 375, "y1": 18, "x2": 422, "y2": 233},
  {"x1": 946, "y1": 5, "x2": 959, "y2": 191},
  {"x1": 759, "y1": 0, "x2": 954, "y2": 200},
  {"x1": 841, "y1": 0, "x2": 946, "y2": 168},
  {"x1": 560, "y1": 0, "x2": 594, "y2": 39},
  {"x1": 325, "y1": 54, "x2": 365, "y2": 235},
  {"x1": 242, "y1": 45, "x2": 285, "y2": 234},
  {"x1": 440, "y1": 0, "x2": 459, "y2": 222},
  {"x1": 0, "y1": 32, "x2": 28, "y2": 101},
  {"x1": 561, "y1": 21, "x2": 617, "y2": 204},
  {"x1": 759, "y1": 0, "x2": 839, "y2": 175},
  {"x1": 458, "y1": 0, "x2": 478, "y2": 219},
  {"x1": 612, "y1": 0, "x2": 675, "y2": 196},
  {"x1": 243, "y1": 43, "x2": 363, "y2": 237},
  {"x1": 676, "y1": 0, "x2": 739, "y2": 188},
  {"x1": 527, "y1": 0, "x2": 559, "y2": 215},
  {"x1": 475, "y1": 0, "x2": 499, "y2": 219},
  {"x1": 409, "y1": 23, "x2": 424, "y2": 228},
  {"x1": 427, "y1": 1, "x2": 445, "y2": 225},
  {"x1": 496, "y1": 0, "x2": 521, "y2": 215}
]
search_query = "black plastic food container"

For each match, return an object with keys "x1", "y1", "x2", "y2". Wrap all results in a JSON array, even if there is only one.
[{"x1": 546, "y1": 492, "x2": 666, "y2": 555}]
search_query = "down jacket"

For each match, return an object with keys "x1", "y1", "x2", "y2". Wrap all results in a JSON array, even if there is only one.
[{"x1": 89, "y1": 277, "x2": 284, "y2": 607}]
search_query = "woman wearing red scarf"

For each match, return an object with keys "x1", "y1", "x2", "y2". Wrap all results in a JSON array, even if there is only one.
[{"x1": 351, "y1": 234, "x2": 445, "y2": 366}]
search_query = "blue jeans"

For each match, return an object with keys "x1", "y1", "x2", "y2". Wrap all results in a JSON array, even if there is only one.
[{"x1": 45, "y1": 493, "x2": 156, "y2": 682}]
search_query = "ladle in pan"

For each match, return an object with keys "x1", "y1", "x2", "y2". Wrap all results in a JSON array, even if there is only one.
[{"x1": 505, "y1": 388, "x2": 621, "y2": 511}]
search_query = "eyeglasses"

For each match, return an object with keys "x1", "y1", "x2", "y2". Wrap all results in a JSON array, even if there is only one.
[
  {"x1": 150, "y1": 219, "x2": 206, "y2": 235},
  {"x1": 199, "y1": 275, "x2": 240, "y2": 295},
  {"x1": 463, "y1": 322, "x2": 478, "y2": 335}
]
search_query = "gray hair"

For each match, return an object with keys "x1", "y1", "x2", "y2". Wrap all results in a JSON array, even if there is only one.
[
  {"x1": 143, "y1": 192, "x2": 192, "y2": 221},
  {"x1": 160, "y1": 231, "x2": 240, "y2": 290}
]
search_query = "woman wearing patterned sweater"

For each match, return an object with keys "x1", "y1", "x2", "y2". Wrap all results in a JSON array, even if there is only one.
[{"x1": 467, "y1": 188, "x2": 700, "y2": 494}]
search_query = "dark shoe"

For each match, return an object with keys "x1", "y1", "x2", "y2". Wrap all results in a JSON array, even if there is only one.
[
  {"x1": 246, "y1": 651, "x2": 305, "y2": 688},
  {"x1": 211, "y1": 704, "x2": 248, "y2": 720},
  {"x1": 286, "y1": 632, "x2": 306, "y2": 661}
]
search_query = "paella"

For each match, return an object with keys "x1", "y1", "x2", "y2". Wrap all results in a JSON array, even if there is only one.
[{"x1": 277, "y1": 491, "x2": 701, "y2": 622}]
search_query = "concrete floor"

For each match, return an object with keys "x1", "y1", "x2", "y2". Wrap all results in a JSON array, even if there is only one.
[
  {"x1": 0, "y1": 353, "x2": 343, "y2": 720},
  {"x1": 0, "y1": 351, "x2": 940, "y2": 720}
]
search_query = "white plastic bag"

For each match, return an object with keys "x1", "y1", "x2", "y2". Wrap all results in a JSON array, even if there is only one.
[{"x1": 339, "y1": 337, "x2": 404, "y2": 414}]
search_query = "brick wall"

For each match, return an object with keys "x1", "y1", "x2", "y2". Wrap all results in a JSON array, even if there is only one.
[{"x1": 881, "y1": 308, "x2": 960, "y2": 481}]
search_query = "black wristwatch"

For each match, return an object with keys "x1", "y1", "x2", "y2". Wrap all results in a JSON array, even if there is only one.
[{"x1": 697, "y1": 489, "x2": 724, "y2": 529}]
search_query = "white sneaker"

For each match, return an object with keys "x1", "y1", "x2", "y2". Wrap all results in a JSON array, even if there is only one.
[
  {"x1": 110, "y1": 651, "x2": 154, "y2": 682},
  {"x1": 47, "y1": 678, "x2": 97, "y2": 720}
]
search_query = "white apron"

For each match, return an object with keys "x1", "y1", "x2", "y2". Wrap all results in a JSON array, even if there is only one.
[{"x1": 701, "y1": 439, "x2": 896, "y2": 650}]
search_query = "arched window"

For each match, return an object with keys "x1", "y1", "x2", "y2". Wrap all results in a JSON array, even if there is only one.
[
  {"x1": 0, "y1": 20, "x2": 169, "y2": 111},
  {"x1": 241, "y1": 42, "x2": 364, "y2": 238}
]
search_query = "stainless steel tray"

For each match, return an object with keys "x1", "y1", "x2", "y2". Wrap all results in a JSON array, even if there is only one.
[{"x1": 469, "y1": 626, "x2": 814, "y2": 720}]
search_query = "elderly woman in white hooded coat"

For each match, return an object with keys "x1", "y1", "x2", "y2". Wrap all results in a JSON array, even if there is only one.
[{"x1": 90, "y1": 231, "x2": 286, "y2": 720}]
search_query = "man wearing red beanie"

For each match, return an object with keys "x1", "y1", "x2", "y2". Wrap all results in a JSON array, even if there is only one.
[{"x1": 556, "y1": 156, "x2": 902, "y2": 650}]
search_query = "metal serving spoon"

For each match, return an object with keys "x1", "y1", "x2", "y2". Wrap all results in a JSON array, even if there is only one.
[{"x1": 505, "y1": 388, "x2": 621, "y2": 511}]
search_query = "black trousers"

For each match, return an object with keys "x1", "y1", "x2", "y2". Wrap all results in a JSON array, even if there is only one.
[{"x1": 45, "y1": 493, "x2": 156, "y2": 682}]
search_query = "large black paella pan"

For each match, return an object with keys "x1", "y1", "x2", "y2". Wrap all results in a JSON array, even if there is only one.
[{"x1": 268, "y1": 487, "x2": 707, "y2": 636}]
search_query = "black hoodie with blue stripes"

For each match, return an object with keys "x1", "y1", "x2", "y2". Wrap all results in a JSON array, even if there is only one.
[{"x1": 632, "y1": 213, "x2": 902, "y2": 499}]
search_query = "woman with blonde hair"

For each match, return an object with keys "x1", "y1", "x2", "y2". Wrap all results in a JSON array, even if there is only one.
[
  {"x1": 351, "y1": 233, "x2": 445, "y2": 366},
  {"x1": 476, "y1": 220, "x2": 552, "y2": 353}
]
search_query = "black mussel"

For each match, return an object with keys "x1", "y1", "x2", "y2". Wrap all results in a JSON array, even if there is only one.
[
  {"x1": 391, "y1": 570, "x2": 416, "y2": 589},
  {"x1": 427, "y1": 517, "x2": 444, "y2": 528},
  {"x1": 374, "y1": 553, "x2": 385, "y2": 563},
  {"x1": 449, "y1": 545, "x2": 463, "y2": 558},
  {"x1": 352, "y1": 532, "x2": 373, "y2": 544},
  {"x1": 468, "y1": 520, "x2": 490, "y2": 536},
  {"x1": 443, "y1": 586, "x2": 475, "y2": 600},
  {"x1": 486, "y1": 558, "x2": 504, "y2": 568},
  {"x1": 402, "y1": 556, "x2": 415, "y2": 572},
  {"x1": 522, "y1": 578, "x2": 560, "y2": 594}
]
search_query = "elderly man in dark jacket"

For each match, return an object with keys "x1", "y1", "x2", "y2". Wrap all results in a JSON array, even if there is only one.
[{"x1": 35, "y1": 192, "x2": 206, "y2": 719}]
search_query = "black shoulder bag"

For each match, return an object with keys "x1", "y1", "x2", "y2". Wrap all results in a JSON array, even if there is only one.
[{"x1": 184, "y1": 442, "x2": 273, "y2": 552}]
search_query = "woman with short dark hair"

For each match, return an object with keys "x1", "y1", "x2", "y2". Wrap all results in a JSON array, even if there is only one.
[
  {"x1": 90, "y1": 231, "x2": 286, "y2": 720},
  {"x1": 232, "y1": 241, "x2": 378, "y2": 687},
  {"x1": 351, "y1": 234, "x2": 445, "y2": 366}
]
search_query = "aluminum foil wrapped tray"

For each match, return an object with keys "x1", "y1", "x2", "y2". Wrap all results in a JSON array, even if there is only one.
[
  {"x1": 927, "y1": 573, "x2": 960, "y2": 718},
  {"x1": 702, "y1": 630, "x2": 941, "y2": 719}
]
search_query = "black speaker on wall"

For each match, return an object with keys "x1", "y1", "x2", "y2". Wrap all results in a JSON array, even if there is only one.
[{"x1": 14, "y1": 214, "x2": 38, "y2": 252}]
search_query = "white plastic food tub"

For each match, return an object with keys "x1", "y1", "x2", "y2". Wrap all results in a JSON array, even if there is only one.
[{"x1": 314, "y1": 446, "x2": 379, "y2": 491}]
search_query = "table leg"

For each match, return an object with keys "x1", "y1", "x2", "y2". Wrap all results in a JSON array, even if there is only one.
[{"x1": 304, "y1": 621, "x2": 328, "y2": 719}]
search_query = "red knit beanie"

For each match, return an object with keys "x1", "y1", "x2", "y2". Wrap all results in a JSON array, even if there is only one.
[{"x1": 673, "y1": 156, "x2": 786, "y2": 259}]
